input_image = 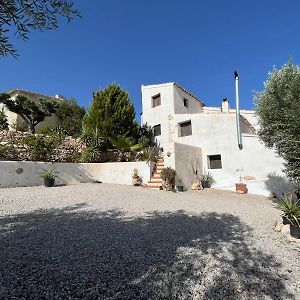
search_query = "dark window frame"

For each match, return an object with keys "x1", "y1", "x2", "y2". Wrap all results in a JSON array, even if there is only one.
[
  {"x1": 208, "y1": 154, "x2": 222, "y2": 169},
  {"x1": 152, "y1": 93, "x2": 161, "y2": 108},
  {"x1": 153, "y1": 124, "x2": 161, "y2": 136},
  {"x1": 178, "y1": 120, "x2": 192, "y2": 137},
  {"x1": 183, "y1": 98, "x2": 189, "y2": 108}
]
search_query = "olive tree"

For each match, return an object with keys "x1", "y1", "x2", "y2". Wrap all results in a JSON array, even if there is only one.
[{"x1": 255, "y1": 62, "x2": 300, "y2": 182}]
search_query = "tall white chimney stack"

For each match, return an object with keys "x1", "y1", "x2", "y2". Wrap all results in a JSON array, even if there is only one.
[{"x1": 221, "y1": 98, "x2": 230, "y2": 113}]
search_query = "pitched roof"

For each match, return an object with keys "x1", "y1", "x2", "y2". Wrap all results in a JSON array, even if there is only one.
[
  {"x1": 7, "y1": 89, "x2": 63, "y2": 102},
  {"x1": 142, "y1": 82, "x2": 205, "y2": 106},
  {"x1": 173, "y1": 83, "x2": 205, "y2": 107}
]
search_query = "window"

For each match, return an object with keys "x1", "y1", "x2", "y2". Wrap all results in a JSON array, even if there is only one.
[
  {"x1": 208, "y1": 154, "x2": 222, "y2": 169},
  {"x1": 179, "y1": 120, "x2": 192, "y2": 137},
  {"x1": 152, "y1": 94, "x2": 161, "y2": 107},
  {"x1": 183, "y1": 98, "x2": 189, "y2": 108},
  {"x1": 153, "y1": 124, "x2": 161, "y2": 136}
]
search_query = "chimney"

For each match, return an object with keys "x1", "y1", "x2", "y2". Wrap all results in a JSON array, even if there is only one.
[{"x1": 221, "y1": 98, "x2": 230, "y2": 113}]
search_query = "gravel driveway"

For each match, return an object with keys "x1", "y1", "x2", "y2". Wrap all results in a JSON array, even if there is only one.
[{"x1": 0, "y1": 183, "x2": 299, "y2": 299}]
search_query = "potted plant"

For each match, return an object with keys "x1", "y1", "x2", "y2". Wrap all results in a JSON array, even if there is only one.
[
  {"x1": 200, "y1": 171, "x2": 215, "y2": 188},
  {"x1": 176, "y1": 177, "x2": 184, "y2": 192},
  {"x1": 235, "y1": 168, "x2": 248, "y2": 194},
  {"x1": 42, "y1": 169, "x2": 57, "y2": 187},
  {"x1": 132, "y1": 168, "x2": 142, "y2": 186},
  {"x1": 160, "y1": 167, "x2": 176, "y2": 191},
  {"x1": 276, "y1": 196, "x2": 300, "y2": 238}
]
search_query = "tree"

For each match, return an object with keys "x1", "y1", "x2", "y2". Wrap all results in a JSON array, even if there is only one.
[
  {"x1": 0, "y1": 108, "x2": 8, "y2": 130},
  {"x1": 55, "y1": 98, "x2": 85, "y2": 137},
  {"x1": 0, "y1": 0, "x2": 80, "y2": 57},
  {"x1": 255, "y1": 62, "x2": 300, "y2": 182},
  {"x1": 83, "y1": 84, "x2": 138, "y2": 139},
  {"x1": 0, "y1": 93, "x2": 58, "y2": 133}
]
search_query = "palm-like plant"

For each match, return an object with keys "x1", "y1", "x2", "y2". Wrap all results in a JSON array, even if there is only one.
[
  {"x1": 109, "y1": 135, "x2": 142, "y2": 161},
  {"x1": 276, "y1": 196, "x2": 300, "y2": 227}
]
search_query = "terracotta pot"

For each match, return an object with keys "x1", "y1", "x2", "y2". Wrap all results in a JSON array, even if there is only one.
[{"x1": 235, "y1": 183, "x2": 248, "y2": 194}]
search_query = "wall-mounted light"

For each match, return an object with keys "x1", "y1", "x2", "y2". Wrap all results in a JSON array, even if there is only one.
[{"x1": 167, "y1": 151, "x2": 171, "y2": 157}]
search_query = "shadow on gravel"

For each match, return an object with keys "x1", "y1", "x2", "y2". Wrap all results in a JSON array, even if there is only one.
[{"x1": 0, "y1": 205, "x2": 294, "y2": 299}]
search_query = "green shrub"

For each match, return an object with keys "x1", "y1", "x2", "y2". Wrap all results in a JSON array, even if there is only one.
[
  {"x1": 200, "y1": 171, "x2": 216, "y2": 187},
  {"x1": 160, "y1": 167, "x2": 176, "y2": 186},
  {"x1": 12, "y1": 122, "x2": 28, "y2": 132},
  {"x1": 276, "y1": 196, "x2": 300, "y2": 227},
  {"x1": 0, "y1": 109, "x2": 8, "y2": 130},
  {"x1": 23, "y1": 135, "x2": 57, "y2": 161}
]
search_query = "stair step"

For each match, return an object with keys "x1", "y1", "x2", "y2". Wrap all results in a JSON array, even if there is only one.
[
  {"x1": 149, "y1": 179, "x2": 162, "y2": 183},
  {"x1": 152, "y1": 174, "x2": 161, "y2": 179},
  {"x1": 146, "y1": 183, "x2": 162, "y2": 189}
]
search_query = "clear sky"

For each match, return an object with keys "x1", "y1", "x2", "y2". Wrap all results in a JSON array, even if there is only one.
[{"x1": 1, "y1": 0, "x2": 300, "y2": 122}]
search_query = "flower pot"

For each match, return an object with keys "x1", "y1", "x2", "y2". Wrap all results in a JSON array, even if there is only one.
[
  {"x1": 44, "y1": 177, "x2": 55, "y2": 187},
  {"x1": 132, "y1": 176, "x2": 141, "y2": 186},
  {"x1": 201, "y1": 180, "x2": 211, "y2": 189},
  {"x1": 235, "y1": 183, "x2": 248, "y2": 194},
  {"x1": 282, "y1": 216, "x2": 292, "y2": 225},
  {"x1": 290, "y1": 224, "x2": 300, "y2": 239},
  {"x1": 177, "y1": 185, "x2": 184, "y2": 192}
]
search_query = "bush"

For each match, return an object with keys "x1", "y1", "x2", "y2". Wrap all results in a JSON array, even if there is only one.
[
  {"x1": 160, "y1": 167, "x2": 176, "y2": 186},
  {"x1": 23, "y1": 135, "x2": 57, "y2": 161},
  {"x1": 276, "y1": 196, "x2": 300, "y2": 227},
  {"x1": 0, "y1": 109, "x2": 8, "y2": 130}
]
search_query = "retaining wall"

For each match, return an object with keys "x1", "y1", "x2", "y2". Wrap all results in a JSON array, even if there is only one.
[{"x1": 0, "y1": 161, "x2": 153, "y2": 188}]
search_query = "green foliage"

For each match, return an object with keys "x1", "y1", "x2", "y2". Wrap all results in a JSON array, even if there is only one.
[
  {"x1": 255, "y1": 62, "x2": 300, "y2": 182},
  {"x1": 0, "y1": 0, "x2": 80, "y2": 57},
  {"x1": 136, "y1": 147, "x2": 157, "y2": 162},
  {"x1": 83, "y1": 84, "x2": 138, "y2": 139},
  {"x1": 109, "y1": 135, "x2": 142, "y2": 162},
  {"x1": 22, "y1": 135, "x2": 58, "y2": 161},
  {"x1": 79, "y1": 147, "x2": 102, "y2": 163},
  {"x1": 160, "y1": 167, "x2": 176, "y2": 186},
  {"x1": 0, "y1": 93, "x2": 59, "y2": 133},
  {"x1": 0, "y1": 108, "x2": 8, "y2": 130},
  {"x1": 12, "y1": 122, "x2": 29, "y2": 132},
  {"x1": 276, "y1": 196, "x2": 300, "y2": 227},
  {"x1": 135, "y1": 123, "x2": 155, "y2": 147},
  {"x1": 200, "y1": 171, "x2": 216, "y2": 187},
  {"x1": 42, "y1": 169, "x2": 58, "y2": 180},
  {"x1": 55, "y1": 98, "x2": 85, "y2": 137},
  {"x1": 0, "y1": 138, "x2": 11, "y2": 159}
]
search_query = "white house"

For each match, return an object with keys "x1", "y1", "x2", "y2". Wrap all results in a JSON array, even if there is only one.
[
  {"x1": 141, "y1": 82, "x2": 285, "y2": 196},
  {"x1": 0, "y1": 89, "x2": 64, "y2": 131}
]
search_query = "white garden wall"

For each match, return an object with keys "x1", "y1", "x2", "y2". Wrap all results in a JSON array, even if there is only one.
[{"x1": 0, "y1": 161, "x2": 153, "y2": 188}]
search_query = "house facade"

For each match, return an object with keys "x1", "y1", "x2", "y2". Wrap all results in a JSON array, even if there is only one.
[
  {"x1": 141, "y1": 82, "x2": 284, "y2": 196},
  {"x1": 0, "y1": 89, "x2": 63, "y2": 131}
]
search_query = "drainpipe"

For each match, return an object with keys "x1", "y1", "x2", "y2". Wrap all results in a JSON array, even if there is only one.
[{"x1": 235, "y1": 71, "x2": 243, "y2": 150}]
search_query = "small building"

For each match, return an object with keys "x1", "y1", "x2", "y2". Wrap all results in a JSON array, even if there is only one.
[
  {"x1": 0, "y1": 89, "x2": 64, "y2": 131},
  {"x1": 141, "y1": 82, "x2": 284, "y2": 196}
]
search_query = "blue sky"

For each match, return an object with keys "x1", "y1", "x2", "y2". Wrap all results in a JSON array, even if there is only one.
[{"x1": 1, "y1": 0, "x2": 300, "y2": 122}]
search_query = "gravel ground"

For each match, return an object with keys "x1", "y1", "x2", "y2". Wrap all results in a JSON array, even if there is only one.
[{"x1": 0, "y1": 183, "x2": 299, "y2": 299}]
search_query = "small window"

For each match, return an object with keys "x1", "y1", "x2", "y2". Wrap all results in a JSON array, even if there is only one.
[
  {"x1": 183, "y1": 98, "x2": 189, "y2": 108},
  {"x1": 152, "y1": 94, "x2": 161, "y2": 107},
  {"x1": 179, "y1": 120, "x2": 192, "y2": 137},
  {"x1": 208, "y1": 155, "x2": 222, "y2": 169},
  {"x1": 153, "y1": 124, "x2": 161, "y2": 136}
]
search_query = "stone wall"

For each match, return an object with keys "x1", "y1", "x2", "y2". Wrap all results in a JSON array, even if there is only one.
[{"x1": 0, "y1": 130, "x2": 85, "y2": 162}]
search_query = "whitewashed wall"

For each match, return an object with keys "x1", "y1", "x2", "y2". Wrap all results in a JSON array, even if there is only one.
[{"x1": 0, "y1": 161, "x2": 153, "y2": 188}]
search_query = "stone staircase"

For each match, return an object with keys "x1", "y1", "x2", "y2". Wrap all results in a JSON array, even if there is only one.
[{"x1": 146, "y1": 157, "x2": 164, "y2": 189}]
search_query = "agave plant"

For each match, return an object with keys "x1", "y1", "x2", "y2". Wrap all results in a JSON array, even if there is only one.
[{"x1": 276, "y1": 196, "x2": 300, "y2": 227}]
